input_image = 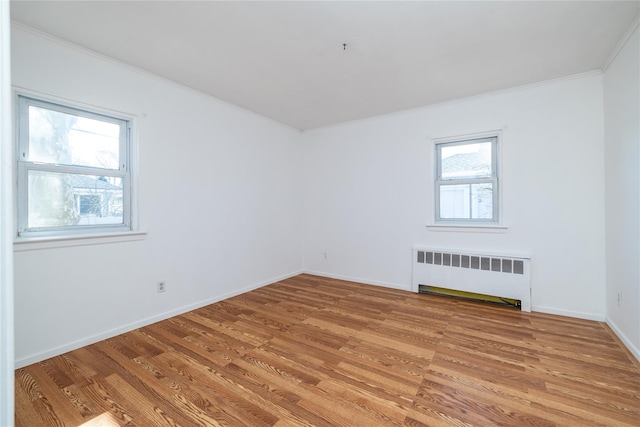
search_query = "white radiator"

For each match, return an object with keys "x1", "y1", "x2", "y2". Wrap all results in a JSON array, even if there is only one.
[{"x1": 412, "y1": 246, "x2": 531, "y2": 312}]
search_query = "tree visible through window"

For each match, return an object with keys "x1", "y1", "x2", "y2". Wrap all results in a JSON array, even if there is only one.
[
  {"x1": 435, "y1": 135, "x2": 499, "y2": 223},
  {"x1": 17, "y1": 95, "x2": 131, "y2": 236}
]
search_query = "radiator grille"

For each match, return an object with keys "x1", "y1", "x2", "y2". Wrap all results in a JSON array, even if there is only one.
[{"x1": 416, "y1": 250, "x2": 525, "y2": 275}]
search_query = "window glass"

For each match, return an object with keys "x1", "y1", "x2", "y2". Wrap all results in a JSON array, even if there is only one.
[
  {"x1": 440, "y1": 141, "x2": 492, "y2": 179},
  {"x1": 439, "y1": 183, "x2": 493, "y2": 220},
  {"x1": 27, "y1": 171, "x2": 123, "y2": 228},
  {"x1": 27, "y1": 105, "x2": 121, "y2": 170}
]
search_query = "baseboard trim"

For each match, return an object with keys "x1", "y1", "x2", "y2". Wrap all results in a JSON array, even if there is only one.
[
  {"x1": 531, "y1": 305, "x2": 605, "y2": 322},
  {"x1": 15, "y1": 270, "x2": 303, "y2": 368},
  {"x1": 606, "y1": 317, "x2": 640, "y2": 364},
  {"x1": 303, "y1": 270, "x2": 410, "y2": 292}
]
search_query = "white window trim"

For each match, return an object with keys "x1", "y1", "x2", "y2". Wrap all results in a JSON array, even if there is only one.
[
  {"x1": 426, "y1": 224, "x2": 508, "y2": 233},
  {"x1": 429, "y1": 130, "x2": 504, "y2": 230},
  {"x1": 13, "y1": 230, "x2": 147, "y2": 252},
  {"x1": 13, "y1": 89, "x2": 142, "y2": 244}
]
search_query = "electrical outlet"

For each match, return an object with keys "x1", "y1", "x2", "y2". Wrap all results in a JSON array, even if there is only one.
[
  {"x1": 323, "y1": 252, "x2": 328, "y2": 260},
  {"x1": 157, "y1": 281, "x2": 166, "y2": 293},
  {"x1": 617, "y1": 291, "x2": 622, "y2": 307}
]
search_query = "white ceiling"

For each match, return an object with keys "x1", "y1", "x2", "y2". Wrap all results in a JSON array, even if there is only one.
[{"x1": 10, "y1": 1, "x2": 640, "y2": 130}]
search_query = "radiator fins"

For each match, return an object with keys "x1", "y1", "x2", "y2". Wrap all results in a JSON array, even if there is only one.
[
  {"x1": 418, "y1": 285, "x2": 521, "y2": 309},
  {"x1": 416, "y1": 250, "x2": 524, "y2": 274}
]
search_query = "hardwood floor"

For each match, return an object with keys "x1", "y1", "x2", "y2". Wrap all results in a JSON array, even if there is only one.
[{"x1": 15, "y1": 274, "x2": 640, "y2": 426}]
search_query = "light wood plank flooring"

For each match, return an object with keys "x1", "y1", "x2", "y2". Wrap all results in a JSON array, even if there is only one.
[{"x1": 15, "y1": 274, "x2": 640, "y2": 426}]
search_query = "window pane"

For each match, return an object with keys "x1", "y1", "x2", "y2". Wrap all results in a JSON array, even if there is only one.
[
  {"x1": 28, "y1": 105, "x2": 120, "y2": 169},
  {"x1": 441, "y1": 141, "x2": 492, "y2": 179},
  {"x1": 439, "y1": 183, "x2": 493, "y2": 219},
  {"x1": 28, "y1": 170, "x2": 123, "y2": 228}
]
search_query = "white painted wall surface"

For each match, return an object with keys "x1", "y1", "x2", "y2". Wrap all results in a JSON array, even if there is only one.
[
  {"x1": 12, "y1": 26, "x2": 303, "y2": 366},
  {"x1": 604, "y1": 25, "x2": 640, "y2": 360},
  {"x1": 303, "y1": 73, "x2": 607, "y2": 320}
]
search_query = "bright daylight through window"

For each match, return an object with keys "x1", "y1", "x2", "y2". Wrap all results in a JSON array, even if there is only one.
[
  {"x1": 435, "y1": 134, "x2": 499, "y2": 224},
  {"x1": 16, "y1": 95, "x2": 131, "y2": 236}
]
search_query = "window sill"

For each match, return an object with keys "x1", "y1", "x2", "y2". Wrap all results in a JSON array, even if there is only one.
[
  {"x1": 14, "y1": 230, "x2": 147, "y2": 252},
  {"x1": 426, "y1": 224, "x2": 508, "y2": 233}
]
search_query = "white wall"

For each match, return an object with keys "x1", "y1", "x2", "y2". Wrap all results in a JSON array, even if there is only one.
[
  {"x1": 604, "y1": 25, "x2": 640, "y2": 360},
  {"x1": 12, "y1": 26, "x2": 304, "y2": 367},
  {"x1": 303, "y1": 73, "x2": 607, "y2": 320}
]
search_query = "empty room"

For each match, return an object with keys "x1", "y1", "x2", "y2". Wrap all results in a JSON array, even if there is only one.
[{"x1": 1, "y1": 1, "x2": 639, "y2": 426}]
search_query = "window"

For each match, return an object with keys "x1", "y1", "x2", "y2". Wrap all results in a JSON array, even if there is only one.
[
  {"x1": 435, "y1": 134, "x2": 499, "y2": 224},
  {"x1": 16, "y1": 95, "x2": 131, "y2": 237}
]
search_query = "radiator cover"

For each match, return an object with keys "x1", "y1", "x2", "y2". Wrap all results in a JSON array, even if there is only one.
[{"x1": 412, "y1": 246, "x2": 531, "y2": 311}]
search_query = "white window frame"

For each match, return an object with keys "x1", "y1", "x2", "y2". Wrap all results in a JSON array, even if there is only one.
[
  {"x1": 15, "y1": 94, "x2": 133, "y2": 238},
  {"x1": 433, "y1": 131, "x2": 501, "y2": 226}
]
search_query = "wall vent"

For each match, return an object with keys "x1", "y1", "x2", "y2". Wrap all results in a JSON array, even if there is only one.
[{"x1": 412, "y1": 246, "x2": 531, "y2": 311}]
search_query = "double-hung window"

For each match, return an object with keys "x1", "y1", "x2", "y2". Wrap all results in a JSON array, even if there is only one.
[
  {"x1": 16, "y1": 95, "x2": 132, "y2": 237},
  {"x1": 435, "y1": 134, "x2": 499, "y2": 224}
]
